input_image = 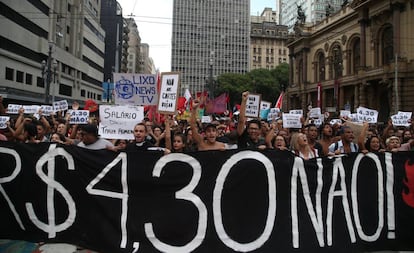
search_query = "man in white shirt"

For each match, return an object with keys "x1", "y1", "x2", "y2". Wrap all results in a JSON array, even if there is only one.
[{"x1": 77, "y1": 124, "x2": 114, "y2": 150}]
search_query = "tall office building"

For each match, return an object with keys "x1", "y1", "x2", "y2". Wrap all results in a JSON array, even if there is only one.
[
  {"x1": 171, "y1": 0, "x2": 250, "y2": 95},
  {"x1": 280, "y1": 0, "x2": 344, "y2": 30}
]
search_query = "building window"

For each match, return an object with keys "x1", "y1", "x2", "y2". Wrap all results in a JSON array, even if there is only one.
[
  {"x1": 37, "y1": 77, "x2": 44, "y2": 87},
  {"x1": 331, "y1": 45, "x2": 343, "y2": 79},
  {"x1": 318, "y1": 53, "x2": 325, "y2": 82},
  {"x1": 352, "y1": 38, "x2": 360, "y2": 74},
  {"x1": 5, "y1": 67, "x2": 14, "y2": 80},
  {"x1": 382, "y1": 26, "x2": 394, "y2": 65},
  {"x1": 25, "y1": 73, "x2": 33, "y2": 85},
  {"x1": 60, "y1": 84, "x2": 72, "y2": 96},
  {"x1": 81, "y1": 89, "x2": 86, "y2": 97},
  {"x1": 16, "y1": 71, "x2": 24, "y2": 83}
]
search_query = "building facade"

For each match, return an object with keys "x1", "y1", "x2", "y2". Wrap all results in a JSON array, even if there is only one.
[
  {"x1": 280, "y1": 0, "x2": 344, "y2": 30},
  {"x1": 250, "y1": 8, "x2": 289, "y2": 70},
  {"x1": 140, "y1": 43, "x2": 156, "y2": 74},
  {"x1": 286, "y1": 0, "x2": 414, "y2": 122},
  {"x1": 124, "y1": 18, "x2": 142, "y2": 74},
  {"x1": 171, "y1": 0, "x2": 250, "y2": 95},
  {"x1": 0, "y1": 0, "x2": 106, "y2": 105}
]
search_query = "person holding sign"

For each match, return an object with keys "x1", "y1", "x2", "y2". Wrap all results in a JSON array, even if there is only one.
[
  {"x1": 237, "y1": 91, "x2": 266, "y2": 150},
  {"x1": 189, "y1": 100, "x2": 225, "y2": 151}
]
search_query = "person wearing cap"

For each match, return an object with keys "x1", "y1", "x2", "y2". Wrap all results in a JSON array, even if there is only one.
[
  {"x1": 190, "y1": 100, "x2": 225, "y2": 151},
  {"x1": 77, "y1": 124, "x2": 114, "y2": 150},
  {"x1": 237, "y1": 91, "x2": 266, "y2": 150}
]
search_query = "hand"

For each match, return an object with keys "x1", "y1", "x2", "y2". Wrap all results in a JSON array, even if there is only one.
[
  {"x1": 192, "y1": 99, "x2": 200, "y2": 110},
  {"x1": 242, "y1": 91, "x2": 249, "y2": 101}
]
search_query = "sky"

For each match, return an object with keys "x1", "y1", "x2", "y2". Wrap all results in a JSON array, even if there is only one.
[{"x1": 116, "y1": 0, "x2": 276, "y2": 72}]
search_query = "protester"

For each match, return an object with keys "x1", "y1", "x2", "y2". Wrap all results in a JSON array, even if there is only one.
[
  {"x1": 77, "y1": 124, "x2": 114, "y2": 150},
  {"x1": 50, "y1": 132, "x2": 67, "y2": 144},
  {"x1": 385, "y1": 136, "x2": 401, "y2": 152},
  {"x1": 328, "y1": 125, "x2": 358, "y2": 155},
  {"x1": 290, "y1": 132, "x2": 318, "y2": 160},
  {"x1": 305, "y1": 123, "x2": 323, "y2": 155},
  {"x1": 319, "y1": 123, "x2": 334, "y2": 156},
  {"x1": 237, "y1": 91, "x2": 266, "y2": 149}
]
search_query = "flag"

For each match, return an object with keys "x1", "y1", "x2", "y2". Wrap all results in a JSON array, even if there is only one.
[
  {"x1": 184, "y1": 88, "x2": 192, "y2": 109},
  {"x1": 206, "y1": 93, "x2": 228, "y2": 114},
  {"x1": 274, "y1": 92, "x2": 284, "y2": 109}
]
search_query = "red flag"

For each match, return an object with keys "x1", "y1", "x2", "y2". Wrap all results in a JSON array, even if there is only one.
[
  {"x1": 206, "y1": 93, "x2": 228, "y2": 114},
  {"x1": 177, "y1": 97, "x2": 186, "y2": 112},
  {"x1": 274, "y1": 91, "x2": 284, "y2": 109}
]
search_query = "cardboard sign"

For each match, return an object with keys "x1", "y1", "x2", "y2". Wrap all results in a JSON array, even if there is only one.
[
  {"x1": 113, "y1": 73, "x2": 158, "y2": 105},
  {"x1": 0, "y1": 116, "x2": 10, "y2": 129},
  {"x1": 391, "y1": 111, "x2": 412, "y2": 127},
  {"x1": 356, "y1": 106, "x2": 378, "y2": 123},
  {"x1": 157, "y1": 72, "x2": 180, "y2": 114},
  {"x1": 260, "y1": 101, "x2": 271, "y2": 120},
  {"x1": 245, "y1": 93, "x2": 261, "y2": 118},
  {"x1": 68, "y1": 110, "x2": 90, "y2": 125},
  {"x1": 99, "y1": 105, "x2": 144, "y2": 140},
  {"x1": 282, "y1": 113, "x2": 302, "y2": 129}
]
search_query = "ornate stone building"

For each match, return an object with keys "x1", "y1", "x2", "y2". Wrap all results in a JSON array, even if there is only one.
[{"x1": 286, "y1": 0, "x2": 414, "y2": 122}]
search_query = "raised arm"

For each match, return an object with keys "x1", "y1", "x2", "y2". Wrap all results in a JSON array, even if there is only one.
[
  {"x1": 190, "y1": 100, "x2": 203, "y2": 144},
  {"x1": 237, "y1": 91, "x2": 249, "y2": 136},
  {"x1": 358, "y1": 122, "x2": 369, "y2": 152},
  {"x1": 164, "y1": 115, "x2": 172, "y2": 151}
]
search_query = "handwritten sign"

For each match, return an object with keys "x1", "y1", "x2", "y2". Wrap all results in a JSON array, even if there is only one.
[
  {"x1": 157, "y1": 72, "x2": 180, "y2": 114},
  {"x1": 340, "y1": 110, "x2": 351, "y2": 118},
  {"x1": 289, "y1": 109, "x2": 303, "y2": 116},
  {"x1": 99, "y1": 105, "x2": 144, "y2": 140},
  {"x1": 245, "y1": 93, "x2": 261, "y2": 118},
  {"x1": 41, "y1": 105, "x2": 55, "y2": 116},
  {"x1": 391, "y1": 111, "x2": 412, "y2": 127},
  {"x1": 309, "y1": 107, "x2": 321, "y2": 118},
  {"x1": 68, "y1": 110, "x2": 89, "y2": 125},
  {"x1": 201, "y1": 116, "x2": 212, "y2": 123},
  {"x1": 267, "y1": 108, "x2": 281, "y2": 122},
  {"x1": 330, "y1": 119, "x2": 342, "y2": 126},
  {"x1": 357, "y1": 106, "x2": 378, "y2": 123},
  {"x1": 53, "y1": 100, "x2": 69, "y2": 112},
  {"x1": 22, "y1": 105, "x2": 41, "y2": 115},
  {"x1": 260, "y1": 101, "x2": 271, "y2": 119},
  {"x1": 0, "y1": 116, "x2": 10, "y2": 129},
  {"x1": 113, "y1": 73, "x2": 158, "y2": 105},
  {"x1": 282, "y1": 113, "x2": 302, "y2": 129},
  {"x1": 6, "y1": 104, "x2": 21, "y2": 114}
]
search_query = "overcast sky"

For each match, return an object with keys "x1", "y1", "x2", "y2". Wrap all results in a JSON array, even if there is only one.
[{"x1": 116, "y1": 0, "x2": 276, "y2": 72}]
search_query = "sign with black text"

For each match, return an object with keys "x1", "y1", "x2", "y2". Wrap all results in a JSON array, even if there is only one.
[
  {"x1": 1, "y1": 143, "x2": 414, "y2": 253},
  {"x1": 245, "y1": 93, "x2": 261, "y2": 118},
  {"x1": 157, "y1": 72, "x2": 180, "y2": 114},
  {"x1": 113, "y1": 73, "x2": 158, "y2": 106}
]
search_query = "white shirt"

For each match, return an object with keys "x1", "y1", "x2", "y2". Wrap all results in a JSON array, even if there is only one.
[{"x1": 77, "y1": 138, "x2": 114, "y2": 150}]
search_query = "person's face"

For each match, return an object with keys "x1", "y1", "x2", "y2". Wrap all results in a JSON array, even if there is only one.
[
  {"x1": 307, "y1": 126, "x2": 318, "y2": 140},
  {"x1": 173, "y1": 136, "x2": 185, "y2": 151},
  {"x1": 81, "y1": 131, "x2": 97, "y2": 145},
  {"x1": 133, "y1": 125, "x2": 147, "y2": 143},
  {"x1": 274, "y1": 136, "x2": 286, "y2": 149},
  {"x1": 403, "y1": 131, "x2": 412, "y2": 141},
  {"x1": 57, "y1": 123, "x2": 67, "y2": 135},
  {"x1": 297, "y1": 133, "x2": 308, "y2": 146},
  {"x1": 370, "y1": 137, "x2": 381, "y2": 151},
  {"x1": 153, "y1": 127, "x2": 162, "y2": 137},
  {"x1": 247, "y1": 123, "x2": 260, "y2": 141},
  {"x1": 204, "y1": 127, "x2": 217, "y2": 144},
  {"x1": 186, "y1": 129, "x2": 193, "y2": 142},
  {"x1": 117, "y1": 140, "x2": 127, "y2": 149},
  {"x1": 145, "y1": 121, "x2": 153, "y2": 132},
  {"x1": 323, "y1": 125, "x2": 332, "y2": 137},
  {"x1": 343, "y1": 128, "x2": 354, "y2": 142},
  {"x1": 387, "y1": 138, "x2": 400, "y2": 149},
  {"x1": 36, "y1": 125, "x2": 45, "y2": 137},
  {"x1": 50, "y1": 133, "x2": 61, "y2": 143}
]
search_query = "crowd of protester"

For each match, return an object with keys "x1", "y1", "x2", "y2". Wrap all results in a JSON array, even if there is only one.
[{"x1": 1, "y1": 93, "x2": 413, "y2": 160}]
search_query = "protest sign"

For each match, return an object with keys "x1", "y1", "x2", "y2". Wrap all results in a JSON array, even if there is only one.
[
  {"x1": 53, "y1": 100, "x2": 69, "y2": 112},
  {"x1": 68, "y1": 110, "x2": 89, "y2": 125},
  {"x1": 260, "y1": 101, "x2": 271, "y2": 120},
  {"x1": 98, "y1": 105, "x2": 144, "y2": 140},
  {"x1": 309, "y1": 107, "x2": 321, "y2": 118},
  {"x1": 357, "y1": 106, "x2": 378, "y2": 123},
  {"x1": 245, "y1": 93, "x2": 261, "y2": 118},
  {"x1": 282, "y1": 113, "x2": 302, "y2": 128},
  {"x1": 0, "y1": 116, "x2": 10, "y2": 129},
  {"x1": 6, "y1": 104, "x2": 21, "y2": 114},
  {"x1": 21, "y1": 105, "x2": 40, "y2": 115},
  {"x1": 340, "y1": 110, "x2": 351, "y2": 118},
  {"x1": 289, "y1": 109, "x2": 303, "y2": 116},
  {"x1": 391, "y1": 111, "x2": 412, "y2": 127},
  {"x1": 157, "y1": 72, "x2": 180, "y2": 114},
  {"x1": 267, "y1": 108, "x2": 281, "y2": 122},
  {"x1": 40, "y1": 105, "x2": 55, "y2": 116},
  {"x1": 113, "y1": 73, "x2": 158, "y2": 105},
  {"x1": 1, "y1": 143, "x2": 413, "y2": 253},
  {"x1": 201, "y1": 115, "x2": 212, "y2": 123}
]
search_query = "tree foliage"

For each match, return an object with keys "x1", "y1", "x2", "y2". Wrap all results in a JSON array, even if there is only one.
[{"x1": 214, "y1": 63, "x2": 289, "y2": 106}]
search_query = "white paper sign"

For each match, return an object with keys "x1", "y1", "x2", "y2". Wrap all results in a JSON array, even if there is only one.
[
  {"x1": 260, "y1": 101, "x2": 271, "y2": 111},
  {"x1": 0, "y1": 116, "x2": 10, "y2": 129},
  {"x1": 53, "y1": 100, "x2": 69, "y2": 111},
  {"x1": 330, "y1": 119, "x2": 342, "y2": 126},
  {"x1": 309, "y1": 107, "x2": 321, "y2": 118},
  {"x1": 245, "y1": 93, "x2": 261, "y2": 118},
  {"x1": 68, "y1": 110, "x2": 90, "y2": 125},
  {"x1": 282, "y1": 113, "x2": 302, "y2": 129},
  {"x1": 201, "y1": 116, "x2": 212, "y2": 123},
  {"x1": 356, "y1": 106, "x2": 378, "y2": 123},
  {"x1": 7, "y1": 104, "x2": 21, "y2": 114},
  {"x1": 157, "y1": 73, "x2": 180, "y2": 114},
  {"x1": 113, "y1": 73, "x2": 158, "y2": 105},
  {"x1": 348, "y1": 113, "x2": 359, "y2": 122},
  {"x1": 41, "y1": 105, "x2": 55, "y2": 116},
  {"x1": 267, "y1": 108, "x2": 281, "y2": 122},
  {"x1": 340, "y1": 110, "x2": 351, "y2": 118},
  {"x1": 391, "y1": 111, "x2": 412, "y2": 127},
  {"x1": 22, "y1": 105, "x2": 41, "y2": 115},
  {"x1": 289, "y1": 109, "x2": 303, "y2": 116},
  {"x1": 99, "y1": 105, "x2": 144, "y2": 140}
]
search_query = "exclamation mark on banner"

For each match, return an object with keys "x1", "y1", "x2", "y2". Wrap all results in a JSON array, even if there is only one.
[{"x1": 385, "y1": 153, "x2": 395, "y2": 239}]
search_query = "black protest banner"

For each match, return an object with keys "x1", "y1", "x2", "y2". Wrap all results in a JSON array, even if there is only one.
[{"x1": 1, "y1": 142, "x2": 414, "y2": 253}]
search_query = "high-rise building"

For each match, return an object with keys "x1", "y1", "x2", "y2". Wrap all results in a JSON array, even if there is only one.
[
  {"x1": 125, "y1": 18, "x2": 142, "y2": 74},
  {"x1": 280, "y1": 0, "x2": 344, "y2": 30},
  {"x1": 0, "y1": 0, "x2": 105, "y2": 105},
  {"x1": 140, "y1": 43, "x2": 156, "y2": 74},
  {"x1": 250, "y1": 8, "x2": 289, "y2": 70},
  {"x1": 171, "y1": 0, "x2": 250, "y2": 95}
]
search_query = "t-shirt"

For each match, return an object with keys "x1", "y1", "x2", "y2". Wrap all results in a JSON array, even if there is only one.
[
  {"x1": 125, "y1": 141, "x2": 154, "y2": 151},
  {"x1": 237, "y1": 129, "x2": 266, "y2": 149},
  {"x1": 77, "y1": 138, "x2": 114, "y2": 150}
]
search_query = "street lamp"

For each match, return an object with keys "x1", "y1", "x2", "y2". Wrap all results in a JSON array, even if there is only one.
[
  {"x1": 41, "y1": 41, "x2": 57, "y2": 104},
  {"x1": 208, "y1": 57, "x2": 214, "y2": 97}
]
